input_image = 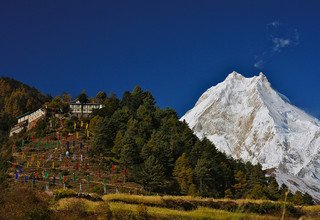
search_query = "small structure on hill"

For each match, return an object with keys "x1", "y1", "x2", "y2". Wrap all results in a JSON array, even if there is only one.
[
  {"x1": 70, "y1": 100, "x2": 103, "y2": 117},
  {"x1": 9, "y1": 108, "x2": 46, "y2": 136}
]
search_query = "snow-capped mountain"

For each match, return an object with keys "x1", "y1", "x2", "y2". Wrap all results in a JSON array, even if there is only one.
[{"x1": 181, "y1": 71, "x2": 320, "y2": 200}]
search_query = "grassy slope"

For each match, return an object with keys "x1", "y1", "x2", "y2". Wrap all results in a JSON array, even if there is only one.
[
  {"x1": 54, "y1": 198, "x2": 280, "y2": 220},
  {"x1": 51, "y1": 193, "x2": 320, "y2": 219}
]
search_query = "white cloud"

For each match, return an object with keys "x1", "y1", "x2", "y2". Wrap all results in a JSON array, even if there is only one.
[
  {"x1": 254, "y1": 21, "x2": 300, "y2": 69},
  {"x1": 272, "y1": 37, "x2": 291, "y2": 52},
  {"x1": 254, "y1": 60, "x2": 264, "y2": 69},
  {"x1": 268, "y1": 21, "x2": 280, "y2": 27}
]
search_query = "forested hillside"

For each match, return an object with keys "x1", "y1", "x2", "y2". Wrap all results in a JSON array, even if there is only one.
[
  {"x1": 90, "y1": 86, "x2": 312, "y2": 202},
  {"x1": 0, "y1": 77, "x2": 50, "y2": 186},
  {"x1": 0, "y1": 81, "x2": 313, "y2": 205},
  {"x1": 0, "y1": 77, "x2": 50, "y2": 144}
]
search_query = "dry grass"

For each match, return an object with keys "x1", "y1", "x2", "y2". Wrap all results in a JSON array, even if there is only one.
[
  {"x1": 51, "y1": 195, "x2": 320, "y2": 219},
  {"x1": 109, "y1": 202, "x2": 279, "y2": 220},
  {"x1": 52, "y1": 198, "x2": 281, "y2": 219},
  {"x1": 53, "y1": 198, "x2": 100, "y2": 212},
  {"x1": 102, "y1": 193, "x2": 274, "y2": 205}
]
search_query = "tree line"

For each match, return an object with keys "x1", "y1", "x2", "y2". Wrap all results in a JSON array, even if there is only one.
[{"x1": 89, "y1": 86, "x2": 313, "y2": 204}]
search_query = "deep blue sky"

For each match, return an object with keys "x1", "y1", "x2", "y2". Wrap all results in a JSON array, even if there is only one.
[{"x1": 0, "y1": 0, "x2": 319, "y2": 118}]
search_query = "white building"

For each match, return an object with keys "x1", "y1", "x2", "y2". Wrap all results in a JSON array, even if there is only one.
[
  {"x1": 9, "y1": 108, "x2": 46, "y2": 136},
  {"x1": 70, "y1": 101, "x2": 103, "y2": 117}
]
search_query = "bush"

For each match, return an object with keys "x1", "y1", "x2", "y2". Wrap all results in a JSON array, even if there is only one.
[
  {"x1": 0, "y1": 186, "x2": 51, "y2": 220},
  {"x1": 96, "y1": 201, "x2": 113, "y2": 219},
  {"x1": 54, "y1": 188, "x2": 78, "y2": 200},
  {"x1": 64, "y1": 199, "x2": 89, "y2": 219},
  {"x1": 136, "y1": 204, "x2": 148, "y2": 220},
  {"x1": 91, "y1": 185, "x2": 104, "y2": 194},
  {"x1": 162, "y1": 198, "x2": 195, "y2": 211}
]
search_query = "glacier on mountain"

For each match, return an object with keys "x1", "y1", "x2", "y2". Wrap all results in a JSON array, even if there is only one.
[{"x1": 181, "y1": 71, "x2": 320, "y2": 200}]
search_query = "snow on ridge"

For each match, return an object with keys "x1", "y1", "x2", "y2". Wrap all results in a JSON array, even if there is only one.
[{"x1": 181, "y1": 71, "x2": 320, "y2": 199}]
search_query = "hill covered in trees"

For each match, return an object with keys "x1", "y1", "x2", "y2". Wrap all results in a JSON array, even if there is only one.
[
  {"x1": 0, "y1": 80, "x2": 313, "y2": 205},
  {"x1": 0, "y1": 77, "x2": 50, "y2": 144},
  {"x1": 89, "y1": 86, "x2": 312, "y2": 202}
]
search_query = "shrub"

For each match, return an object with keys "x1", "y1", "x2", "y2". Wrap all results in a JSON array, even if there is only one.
[
  {"x1": 0, "y1": 186, "x2": 51, "y2": 220},
  {"x1": 64, "y1": 199, "x2": 89, "y2": 219},
  {"x1": 54, "y1": 188, "x2": 78, "y2": 200},
  {"x1": 96, "y1": 201, "x2": 113, "y2": 219},
  {"x1": 136, "y1": 204, "x2": 148, "y2": 220},
  {"x1": 162, "y1": 198, "x2": 196, "y2": 211}
]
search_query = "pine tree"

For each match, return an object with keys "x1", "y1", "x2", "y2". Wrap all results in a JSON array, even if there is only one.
[
  {"x1": 140, "y1": 156, "x2": 169, "y2": 193},
  {"x1": 233, "y1": 170, "x2": 247, "y2": 198},
  {"x1": 173, "y1": 153, "x2": 193, "y2": 195}
]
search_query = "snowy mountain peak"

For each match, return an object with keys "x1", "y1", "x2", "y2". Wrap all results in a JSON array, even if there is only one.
[
  {"x1": 181, "y1": 71, "x2": 320, "y2": 200},
  {"x1": 226, "y1": 71, "x2": 245, "y2": 80}
]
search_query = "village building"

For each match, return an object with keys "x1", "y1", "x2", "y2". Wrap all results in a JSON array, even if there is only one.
[
  {"x1": 69, "y1": 101, "x2": 103, "y2": 117},
  {"x1": 9, "y1": 108, "x2": 46, "y2": 136}
]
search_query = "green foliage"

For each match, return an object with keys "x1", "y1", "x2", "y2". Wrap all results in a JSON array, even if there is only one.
[
  {"x1": 139, "y1": 156, "x2": 169, "y2": 193},
  {"x1": 88, "y1": 85, "x2": 299, "y2": 200},
  {"x1": 96, "y1": 91, "x2": 107, "y2": 103},
  {"x1": 302, "y1": 193, "x2": 314, "y2": 205},
  {"x1": 173, "y1": 153, "x2": 193, "y2": 195},
  {"x1": 246, "y1": 184, "x2": 269, "y2": 200},
  {"x1": 53, "y1": 189, "x2": 78, "y2": 200},
  {"x1": 0, "y1": 77, "x2": 50, "y2": 145},
  {"x1": 45, "y1": 94, "x2": 70, "y2": 115},
  {"x1": 0, "y1": 187, "x2": 51, "y2": 220}
]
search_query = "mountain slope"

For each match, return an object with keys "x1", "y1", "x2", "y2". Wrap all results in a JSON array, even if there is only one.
[
  {"x1": 181, "y1": 71, "x2": 320, "y2": 200},
  {"x1": 0, "y1": 77, "x2": 49, "y2": 144}
]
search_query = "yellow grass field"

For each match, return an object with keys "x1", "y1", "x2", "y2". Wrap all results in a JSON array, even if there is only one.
[{"x1": 51, "y1": 193, "x2": 320, "y2": 219}]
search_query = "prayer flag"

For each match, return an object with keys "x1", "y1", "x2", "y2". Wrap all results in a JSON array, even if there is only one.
[
  {"x1": 52, "y1": 161, "x2": 55, "y2": 169},
  {"x1": 111, "y1": 164, "x2": 115, "y2": 172},
  {"x1": 81, "y1": 121, "x2": 83, "y2": 127},
  {"x1": 25, "y1": 175, "x2": 29, "y2": 182},
  {"x1": 86, "y1": 123, "x2": 89, "y2": 130},
  {"x1": 76, "y1": 163, "x2": 79, "y2": 171},
  {"x1": 74, "y1": 122, "x2": 76, "y2": 130},
  {"x1": 123, "y1": 165, "x2": 127, "y2": 175}
]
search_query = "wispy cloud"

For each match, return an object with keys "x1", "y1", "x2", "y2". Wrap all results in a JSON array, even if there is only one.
[
  {"x1": 272, "y1": 37, "x2": 291, "y2": 52},
  {"x1": 268, "y1": 21, "x2": 280, "y2": 27},
  {"x1": 254, "y1": 60, "x2": 264, "y2": 68},
  {"x1": 254, "y1": 21, "x2": 300, "y2": 69}
]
